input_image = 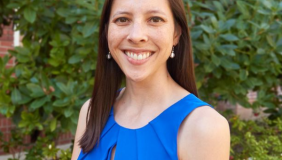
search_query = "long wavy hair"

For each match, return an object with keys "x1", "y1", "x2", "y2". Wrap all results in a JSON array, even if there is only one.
[{"x1": 79, "y1": 0, "x2": 198, "y2": 153}]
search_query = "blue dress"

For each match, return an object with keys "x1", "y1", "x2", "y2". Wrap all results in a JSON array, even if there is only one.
[{"x1": 77, "y1": 93, "x2": 213, "y2": 160}]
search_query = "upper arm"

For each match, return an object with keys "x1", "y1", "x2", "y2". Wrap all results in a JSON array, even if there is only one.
[
  {"x1": 71, "y1": 99, "x2": 91, "y2": 160},
  {"x1": 178, "y1": 106, "x2": 230, "y2": 160}
]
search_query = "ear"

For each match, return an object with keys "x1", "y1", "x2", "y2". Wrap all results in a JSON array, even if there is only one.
[{"x1": 173, "y1": 24, "x2": 182, "y2": 46}]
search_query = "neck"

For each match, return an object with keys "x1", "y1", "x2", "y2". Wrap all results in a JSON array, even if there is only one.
[{"x1": 117, "y1": 70, "x2": 186, "y2": 112}]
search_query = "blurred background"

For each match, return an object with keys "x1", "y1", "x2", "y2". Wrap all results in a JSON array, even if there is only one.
[{"x1": 0, "y1": 0, "x2": 281, "y2": 159}]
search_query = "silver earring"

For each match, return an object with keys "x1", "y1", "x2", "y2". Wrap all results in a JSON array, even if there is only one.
[
  {"x1": 107, "y1": 52, "x2": 111, "y2": 59},
  {"x1": 170, "y1": 46, "x2": 175, "y2": 58}
]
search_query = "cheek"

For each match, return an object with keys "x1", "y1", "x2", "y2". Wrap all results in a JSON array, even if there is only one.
[
  {"x1": 107, "y1": 29, "x2": 116, "y2": 47},
  {"x1": 107, "y1": 26, "x2": 124, "y2": 48},
  {"x1": 108, "y1": 25, "x2": 128, "y2": 37},
  {"x1": 149, "y1": 27, "x2": 174, "y2": 44}
]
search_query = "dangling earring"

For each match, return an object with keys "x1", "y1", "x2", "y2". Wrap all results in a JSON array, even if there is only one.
[
  {"x1": 170, "y1": 46, "x2": 175, "y2": 58},
  {"x1": 107, "y1": 51, "x2": 111, "y2": 59}
]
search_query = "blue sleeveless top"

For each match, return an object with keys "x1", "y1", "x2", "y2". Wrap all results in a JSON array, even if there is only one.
[{"x1": 77, "y1": 93, "x2": 213, "y2": 160}]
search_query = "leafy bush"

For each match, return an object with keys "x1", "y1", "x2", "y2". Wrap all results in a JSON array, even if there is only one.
[
  {"x1": 0, "y1": 0, "x2": 102, "y2": 158},
  {"x1": 189, "y1": 0, "x2": 282, "y2": 119},
  {"x1": 0, "y1": 129, "x2": 72, "y2": 160},
  {"x1": 0, "y1": 0, "x2": 282, "y2": 159},
  {"x1": 0, "y1": 0, "x2": 103, "y2": 136},
  {"x1": 229, "y1": 115, "x2": 282, "y2": 159}
]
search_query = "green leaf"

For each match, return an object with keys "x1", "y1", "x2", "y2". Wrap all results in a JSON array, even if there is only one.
[
  {"x1": 6, "y1": 3, "x2": 21, "y2": 9},
  {"x1": 56, "y1": 8, "x2": 69, "y2": 17},
  {"x1": 200, "y1": 25, "x2": 215, "y2": 34},
  {"x1": 221, "y1": 58, "x2": 240, "y2": 70},
  {"x1": 56, "y1": 82, "x2": 70, "y2": 95},
  {"x1": 53, "y1": 98, "x2": 70, "y2": 107},
  {"x1": 239, "y1": 70, "x2": 248, "y2": 81},
  {"x1": 24, "y1": 7, "x2": 37, "y2": 23},
  {"x1": 0, "y1": 58, "x2": 3, "y2": 70},
  {"x1": 224, "y1": 19, "x2": 236, "y2": 30},
  {"x1": 18, "y1": 94, "x2": 32, "y2": 105},
  {"x1": 26, "y1": 83, "x2": 45, "y2": 98},
  {"x1": 48, "y1": 58, "x2": 60, "y2": 67},
  {"x1": 220, "y1": 34, "x2": 239, "y2": 41},
  {"x1": 237, "y1": 1, "x2": 250, "y2": 18},
  {"x1": 64, "y1": 108, "x2": 74, "y2": 118},
  {"x1": 68, "y1": 55, "x2": 83, "y2": 64},
  {"x1": 82, "y1": 22, "x2": 98, "y2": 38},
  {"x1": 262, "y1": 1, "x2": 272, "y2": 9},
  {"x1": 204, "y1": 63, "x2": 215, "y2": 73},
  {"x1": 210, "y1": 16, "x2": 218, "y2": 28},
  {"x1": 191, "y1": 30, "x2": 202, "y2": 40},
  {"x1": 14, "y1": 46, "x2": 30, "y2": 55},
  {"x1": 220, "y1": 44, "x2": 238, "y2": 50},
  {"x1": 30, "y1": 97, "x2": 48, "y2": 110},
  {"x1": 266, "y1": 35, "x2": 276, "y2": 48},
  {"x1": 213, "y1": 1, "x2": 224, "y2": 12},
  {"x1": 66, "y1": 17, "x2": 78, "y2": 24},
  {"x1": 71, "y1": 113, "x2": 79, "y2": 124},
  {"x1": 50, "y1": 119, "x2": 57, "y2": 132},
  {"x1": 11, "y1": 88, "x2": 21, "y2": 105},
  {"x1": 211, "y1": 55, "x2": 221, "y2": 66},
  {"x1": 82, "y1": 60, "x2": 91, "y2": 72},
  {"x1": 213, "y1": 68, "x2": 222, "y2": 78}
]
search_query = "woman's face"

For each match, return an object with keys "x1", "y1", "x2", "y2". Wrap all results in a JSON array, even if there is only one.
[{"x1": 108, "y1": 0, "x2": 181, "y2": 82}]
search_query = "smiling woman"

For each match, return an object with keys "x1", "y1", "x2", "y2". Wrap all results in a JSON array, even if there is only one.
[{"x1": 71, "y1": 0, "x2": 230, "y2": 159}]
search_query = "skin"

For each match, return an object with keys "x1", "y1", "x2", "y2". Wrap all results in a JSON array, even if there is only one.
[{"x1": 72, "y1": 0, "x2": 230, "y2": 159}]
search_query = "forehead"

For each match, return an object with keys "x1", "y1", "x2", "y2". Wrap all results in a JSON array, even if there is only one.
[{"x1": 110, "y1": 0, "x2": 172, "y2": 16}]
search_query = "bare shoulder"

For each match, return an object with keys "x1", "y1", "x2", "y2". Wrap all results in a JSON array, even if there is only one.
[
  {"x1": 71, "y1": 99, "x2": 91, "y2": 160},
  {"x1": 178, "y1": 106, "x2": 230, "y2": 160},
  {"x1": 184, "y1": 106, "x2": 229, "y2": 133},
  {"x1": 80, "y1": 99, "x2": 91, "y2": 115}
]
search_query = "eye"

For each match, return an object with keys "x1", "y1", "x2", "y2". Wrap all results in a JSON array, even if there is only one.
[
  {"x1": 149, "y1": 17, "x2": 164, "y2": 23},
  {"x1": 115, "y1": 17, "x2": 129, "y2": 23}
]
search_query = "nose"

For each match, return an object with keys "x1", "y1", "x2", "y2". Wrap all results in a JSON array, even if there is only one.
[{"x1": 126, "y1": 22, "x2": 148, "y2": 44}]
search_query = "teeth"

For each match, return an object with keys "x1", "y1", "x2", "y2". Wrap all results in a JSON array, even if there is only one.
[
  {"x1": 133, "y1": 54, "x2": 137, "y2": 60},
  {"x1": 125, "y1": 51, "x2": 152, "y2": 60},
  {"x1": 138, "y1": 54, "x2": 142, "y2": 60},
  {"x1": 142, "y1": 54, "x2": 146, "y2": 59}
]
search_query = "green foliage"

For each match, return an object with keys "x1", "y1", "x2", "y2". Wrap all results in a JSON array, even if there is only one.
[
  {"x1": 0, "y1": 0, "x2": 101, "y2": 158},
  {"x1": 0, "y1": 0, "x2": 100, "y2": 136},
  {"x1": 0, "y1": 0, "x2": 282, "y2": 159},
  {"x1": 0, "y1": 129, "x2": 72, "y2": 160},
  {"x1": 0, "y1": 129, "x2": 24, "y2": 160},
  {"x1": 229, "y1": 115, "x2": 282, "y2": 159},
  {"x1": 188, "y1": 0, "x2": 282, "y2": 119}
]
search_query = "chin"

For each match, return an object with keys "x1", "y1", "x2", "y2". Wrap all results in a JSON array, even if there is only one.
[{"x1": 125, "y1": 72, "x2": 148, "y2": 83}]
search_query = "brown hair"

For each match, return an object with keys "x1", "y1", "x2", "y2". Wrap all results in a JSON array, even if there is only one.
[{"x1": 79, "y1": 0, "x2": 198, "y2": 153}]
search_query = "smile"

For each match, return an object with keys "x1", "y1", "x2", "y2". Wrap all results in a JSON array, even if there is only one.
[{"x1": 124, "y1": 51, "x2": 153, "y2": 60}]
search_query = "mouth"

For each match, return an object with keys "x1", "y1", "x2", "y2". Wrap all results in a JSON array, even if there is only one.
[{"x1": 123, "y1": 50, "x2": 154, "y2": 60}]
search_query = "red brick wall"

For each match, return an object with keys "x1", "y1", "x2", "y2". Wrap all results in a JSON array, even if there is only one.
[
  {"x1": 0, "y1": 114, "x2": 15, "y2": 155},
  {"x1": 0, "y1": 25, "x2": 14, "y2": 67},
  {"x1": 0, "y1": 25, "x2": 73, "y2": 156},
  {"x1": 0, "y1": 25, "x2": 15, "y2": 155}
]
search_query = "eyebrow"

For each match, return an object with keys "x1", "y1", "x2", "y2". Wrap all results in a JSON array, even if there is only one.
[
  {"x1": 112, "y1": 11, "x2": 132, "y2": 18},
  {"x1": 146, "y1": 10, "x2": 167, "y2": 16},
  {"x1": 112, "y1": 9, "x2": 167, "y2": 18}
]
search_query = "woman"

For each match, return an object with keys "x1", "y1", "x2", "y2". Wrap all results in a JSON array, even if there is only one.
[{"x1": 72, "y1": 0, "x2": 230, "y2": 159}]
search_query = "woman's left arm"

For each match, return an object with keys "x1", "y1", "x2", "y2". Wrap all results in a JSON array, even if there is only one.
[{"x1": 178, "y1": 106, "x2": 230, "y2": 160}]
